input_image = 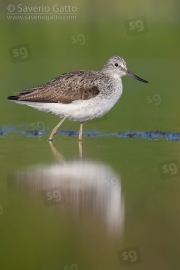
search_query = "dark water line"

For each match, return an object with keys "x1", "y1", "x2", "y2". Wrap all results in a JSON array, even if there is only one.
[{"x1": 1, "y1": 125, "x2": 180, "y2": 141}]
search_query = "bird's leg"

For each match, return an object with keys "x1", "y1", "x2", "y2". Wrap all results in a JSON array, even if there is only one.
[
  {"x1": 49, "y1": 141, "x2": 65, "y2": 163},
  {"x1": 78, "y1": 140, "x2": 82, "y2": 159},
  {"x1": 49, "y1": 117, "x2": 67, "y2": 141},
  {"x1": 78, "y1": 122, "x2": 83, "y2": 141}
]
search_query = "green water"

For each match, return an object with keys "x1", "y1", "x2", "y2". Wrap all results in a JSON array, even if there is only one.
[{"x1": 1, "y1": 0, "x2": 180, "y2": 269}]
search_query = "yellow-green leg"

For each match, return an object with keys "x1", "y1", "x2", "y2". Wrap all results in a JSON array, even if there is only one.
[
  {"x1": 49, "y1": 117, "x2": 67, "y2": 141},
  {"x1": 78, "y1": 141, "x2": 82, "y2": 159},
  {"x1": 78, "y1": 122, "x2": 83, "y2": 141}
]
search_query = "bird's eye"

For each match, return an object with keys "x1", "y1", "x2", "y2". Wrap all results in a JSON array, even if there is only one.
[{"x1": 115, "y1": 63, "x2": 118, "y2": 67}]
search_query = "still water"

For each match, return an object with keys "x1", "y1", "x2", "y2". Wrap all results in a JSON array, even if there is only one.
[{"x1": 1, "y1": 133, "x2": 180, "y2": 270}]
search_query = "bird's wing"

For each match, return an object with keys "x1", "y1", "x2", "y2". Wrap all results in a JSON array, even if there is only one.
[{"x1": 9, "y1": 71, "x2": 100, "y2": 104}]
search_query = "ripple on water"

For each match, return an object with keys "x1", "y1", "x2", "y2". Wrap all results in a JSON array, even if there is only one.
[{"x1": 0, "y1": 125, "x2": 180, "y2": 141}]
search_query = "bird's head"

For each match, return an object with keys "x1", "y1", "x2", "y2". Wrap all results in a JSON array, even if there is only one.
[{"x1": 102, "y1": 56, "x2": 148, "y2": 83}]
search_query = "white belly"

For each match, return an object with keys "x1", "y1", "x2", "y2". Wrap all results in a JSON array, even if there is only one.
[{"x1": 12, "y1": 80, "x2": 123, "y2": 122}]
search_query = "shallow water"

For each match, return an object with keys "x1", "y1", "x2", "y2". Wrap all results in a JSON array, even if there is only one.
[{"x1": 1, "y1": 134, "x2": 180, "y2": 270}]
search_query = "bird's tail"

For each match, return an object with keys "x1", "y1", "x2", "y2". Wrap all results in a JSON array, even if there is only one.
[{"x1": 8, "y1": 96, "x2": 19, "y2": 101}]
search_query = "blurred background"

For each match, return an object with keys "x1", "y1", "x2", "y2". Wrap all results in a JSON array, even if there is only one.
[
  {"x1": 1, "y1": 0, "x2": 180, "y2": 270},
  {"x1": 1, "y1": 0, "x2": 180, "y2": 132}
]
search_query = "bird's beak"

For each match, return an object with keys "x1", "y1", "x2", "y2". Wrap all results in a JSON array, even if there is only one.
[{"x1": 126, "y1": 70, "x2": 148, "y2": 83}]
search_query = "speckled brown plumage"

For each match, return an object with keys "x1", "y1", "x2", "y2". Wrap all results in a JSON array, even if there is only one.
[
  {"x1": 9, "y1": 70, "x2": 100, "y2": 104},
  {"x1": 7, "y1": 55, "x2": 148, "y2": 141}
]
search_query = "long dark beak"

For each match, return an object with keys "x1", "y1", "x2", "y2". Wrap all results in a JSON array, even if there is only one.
[{"x1": 126, "y1": 70, "x2": 148, "y2": 83}]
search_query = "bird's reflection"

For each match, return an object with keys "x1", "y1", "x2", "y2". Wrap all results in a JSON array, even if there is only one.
[{"x1": 11, "y1": 142, "x2": 125, "y2": 235}]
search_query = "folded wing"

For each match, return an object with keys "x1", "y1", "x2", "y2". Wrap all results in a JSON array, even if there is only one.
[{"x1": 8, "y1": 71, "x2": 100, "y2": 104}]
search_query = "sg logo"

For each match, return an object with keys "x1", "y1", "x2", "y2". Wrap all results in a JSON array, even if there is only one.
[
  {"x1": 9, "y1": 43, "x2": 32, "y2": 63},
  {"x1": 147, "y1": 94, "x2": 161, "y2": 105},
  {"x1": 64, "y1": 264, "x2": 78, "y2": 270},
  {"x1": 118, "y1": 247, "x2": 141, "y2": 266},
  {"x1": 71, "y1": 34, "x2": 86, "y2": 45},
  {"x1": 31, "y1": 121, "x2": 45, "y2": 132},
  {"x1": 104, "y1": 177, "x2": 119, "y2": 188},
  {"x1": 158, "y1": 159, "x2": 180, "y2": 180},
  {"x1": 42, "y1": 187, "x2": 66, "y2": 206},
  {"x1": 125, "y1": 16, "x2": 148, "y2": 36}
]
